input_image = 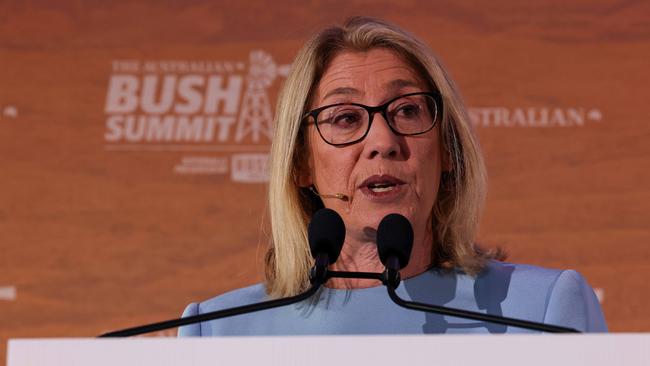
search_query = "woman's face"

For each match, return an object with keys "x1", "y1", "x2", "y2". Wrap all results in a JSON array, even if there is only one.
[{"x1": 304, "y1": 48, "x2": 444, "y2": 244}]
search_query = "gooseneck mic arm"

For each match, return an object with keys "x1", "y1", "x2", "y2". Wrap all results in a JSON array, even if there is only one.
[
  {"x1": 385, "y1": 285, "x2": 578, "y2": 333},
  {"x1": 100, "y1": 209, "x2": 580, "y2": 337},
  {"x1": 101, "y1": 208, "x2": 347, "y2": 338},
  {"x1": 100, "y1": 281, "x2": 324, "y2": 337},
  {"x1": 380, "y1": 256, "x2": 579, "y2": 333},
  {"x1": 376, "y1": 213, "x2": 581, "y2": 334}
]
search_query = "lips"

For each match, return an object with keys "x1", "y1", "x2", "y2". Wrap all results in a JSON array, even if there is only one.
[{"x1": 359, "y1": 175, "x2": 405, "y2": 194}]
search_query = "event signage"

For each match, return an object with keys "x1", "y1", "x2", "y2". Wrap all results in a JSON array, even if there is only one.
[
  {"x1": 101, "y1": 50, "x2": 603, "y2": 182},
  {"x1": 103, "y1": 50, "x2": 290, "y2": 182}
]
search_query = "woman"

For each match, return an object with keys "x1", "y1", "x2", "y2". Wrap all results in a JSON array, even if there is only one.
[{"x1": 179, "y1": 17, "x2": 606, "y2": 336}]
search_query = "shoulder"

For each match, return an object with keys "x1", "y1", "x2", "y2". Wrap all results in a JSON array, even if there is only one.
[
  {"x1": 542, "y1": 269, "x2": 608, "y2": 332},
  {"x1": 178, "y1": 283, "x2": 267, "y2": 337},
  {"x1": 479, "y1": 261, "x2": 607, "y2": 332},
  {"x1": 199, "y1": 283, "x2": 269, "y2": 312},
  {"x1": 480, "y1": 260, "x2": 587, "y2": 291},
  {"x1": 471, "y1": 260, "x2": 564, "y2": 301}
]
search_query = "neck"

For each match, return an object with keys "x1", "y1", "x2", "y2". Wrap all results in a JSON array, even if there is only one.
[{"x1": 326, "y1": 233, "x2": 433, "y2": 289}]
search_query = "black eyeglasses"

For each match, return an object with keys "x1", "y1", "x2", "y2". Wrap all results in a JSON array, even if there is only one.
[{"x1": 303, "y1": 91, "x2": 442, "y2": 147}]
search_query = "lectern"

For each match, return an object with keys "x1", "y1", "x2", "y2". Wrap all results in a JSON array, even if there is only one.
[{"x1": 7, "y1": 334, "x2": 650, "y2": 366}]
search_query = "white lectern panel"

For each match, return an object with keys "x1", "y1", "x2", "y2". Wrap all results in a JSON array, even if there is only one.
[{"x1": 7, "y1": 334, "x2": 650, "y2": 366}]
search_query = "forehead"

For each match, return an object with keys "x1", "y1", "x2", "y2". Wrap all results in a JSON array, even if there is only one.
[{"x1": 315, "y1": 48, "x2": 426, "y2": 103}]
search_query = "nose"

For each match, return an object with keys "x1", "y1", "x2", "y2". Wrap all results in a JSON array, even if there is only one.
[{"x1": 363, "y1": 113, "x2": 403, "y2": 159}]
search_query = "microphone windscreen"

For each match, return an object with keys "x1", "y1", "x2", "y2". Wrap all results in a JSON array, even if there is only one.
[
  {"x1": 377, "y1": 213, "x2": 414, "y2": 269},
  {"x1": 308, "y1": 208, "x2": 346, "y2": 263}
]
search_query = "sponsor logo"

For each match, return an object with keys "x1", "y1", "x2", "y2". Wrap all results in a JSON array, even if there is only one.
[
  {"x1": 174, "y1": 156, "x2": 228, "y2": 175},
  {"x1": 104, "y1": 51, "x2": 290, "y2": 182},
  {"x1": 231, "y1": 154, "x2": 269, "y2": 183},
  {"x1": 469, "y1": 107, "x2": 603, "y2": 127}
]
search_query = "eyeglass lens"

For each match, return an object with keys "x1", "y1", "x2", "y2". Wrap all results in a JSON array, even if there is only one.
[{"x1": 315, "y1": 94, "x2": 437, "y2": 145}]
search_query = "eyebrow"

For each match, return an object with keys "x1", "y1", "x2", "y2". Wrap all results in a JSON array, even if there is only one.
[
  {"x1": 320, "y1": 79, "x2": 420, "y2": 102},
  {"x1": 387, "y1": 79, "x2": 419, "y2": 91},
  {"x1": 321, "y1": 87, "x2": 359, "y2": 101}
]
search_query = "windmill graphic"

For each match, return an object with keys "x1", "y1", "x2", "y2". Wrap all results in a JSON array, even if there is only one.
[{"x1": 235, "y1": 50, "x2": 291, "y2": 142}]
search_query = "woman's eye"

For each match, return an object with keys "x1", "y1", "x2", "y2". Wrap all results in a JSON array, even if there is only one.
[
  {"x1": 395, "y1": 103, "x2": 421, "y2": 118},
  {"x1": 332, "y1": 111, "x2": 363, "y2": 127}
]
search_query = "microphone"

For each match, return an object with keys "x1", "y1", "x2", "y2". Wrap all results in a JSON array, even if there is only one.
[
  {"x1": 308, "y1": 208, "x2": 346, "y2": 283},
  {"x1": 100, "y1": 208, "x2": 347, "y2": 337},
  {"x1": 309, "y1": 185, "x2": 349, "y2": 201},
  {"x1": 375, "y1": 213, "x2": 579, "y2": 333},
  {"x1": 377, "y1": 213, "x2": 413, "y2": 288}
]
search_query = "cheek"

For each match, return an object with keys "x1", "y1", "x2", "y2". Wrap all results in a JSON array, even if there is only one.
[
  {"x1": 313, "y1": 158, "x2": 348, "y2": 184},
  {"x1": 413, "y1": 140, "x2": 443, "y2": 204},
  {"x1": 309, "y1": 137, "x2": 356, "y2": 190}
]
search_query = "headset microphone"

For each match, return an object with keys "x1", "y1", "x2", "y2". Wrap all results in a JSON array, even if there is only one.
[{"x1": 309, "y1": 186, "x2": 349, "y2": 201}]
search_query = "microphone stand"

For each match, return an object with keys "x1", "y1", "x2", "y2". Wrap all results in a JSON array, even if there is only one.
[
  {"x1": 384, "y1": 285, "x2": 579, "y2": 333},
  {"x1": 330, "y1": 264, "x2": 578, "y2": 333},
  {"x1": 100, "y1": 271, "x2": 384, "y2": 337},
  {"x1": 99, "y1": 281, "x2": 323, "y2": 337},
  {"x1": 100, "y1": 263, "x2": 578, "y2": 337},
  {"x1": 99, "y1": 253, "x2": 336, "y2": 338}
]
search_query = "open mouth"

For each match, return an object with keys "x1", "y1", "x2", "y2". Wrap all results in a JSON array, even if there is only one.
[
  {"x1": 360, "y1": 175, "x2": 405, "y2": 195},
  {"x1": 367, "y1": 181, "x2": 397, "y2": 193}
]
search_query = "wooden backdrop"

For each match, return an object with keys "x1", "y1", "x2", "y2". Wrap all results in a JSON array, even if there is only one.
[{"x1": 1, "y1": 0, "x2": 649, "y2": 362}]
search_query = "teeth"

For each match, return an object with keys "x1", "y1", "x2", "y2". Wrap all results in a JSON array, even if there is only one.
[{"x1": 370, "y1": 186, "x2": 395, "y2": 193}]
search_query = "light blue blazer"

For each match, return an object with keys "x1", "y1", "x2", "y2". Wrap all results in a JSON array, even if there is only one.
[{"x1": 179, "y1": 261, "x2": 607, "y2": 336}]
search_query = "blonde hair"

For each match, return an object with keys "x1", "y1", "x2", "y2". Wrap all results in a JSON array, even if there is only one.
[{"x1": 266, "y1": 16, "x2": 496, "y2": 298}]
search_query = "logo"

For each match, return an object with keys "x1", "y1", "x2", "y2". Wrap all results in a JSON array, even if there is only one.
[
  {"x1": 103, "y1": 51, "x2": 290, "y2": 182},
  {"x1": 469, "y1": 107, "x2": 603, "y2": 127}
]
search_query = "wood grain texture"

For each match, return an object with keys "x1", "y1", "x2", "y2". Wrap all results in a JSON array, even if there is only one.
[{"x1": 1, "y1": 1, "x2": 649, "y2": 363}]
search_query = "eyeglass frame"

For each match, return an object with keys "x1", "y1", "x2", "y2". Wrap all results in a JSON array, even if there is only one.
[{"x1": 302, "y1": 91, "x2": 443, "y2": 147}]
